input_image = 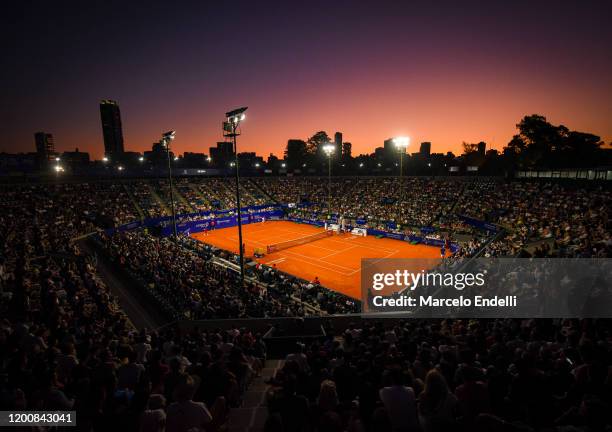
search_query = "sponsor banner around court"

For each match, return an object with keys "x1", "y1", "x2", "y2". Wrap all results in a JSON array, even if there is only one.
[
  {"x1": 105, "y1": 204, "x2": 283, "y2": 235},
  {"x1": 160, "y1": 209, "x2": 284, "y2": 236},
  {"x1": 365, "y1": 229, "x2": 460, "y2": 253},
  {"x1": 362, "y1": 258, "x2": 612, "y2": 318},
  {"x1": 456, "y1": 214, "x2": 500, "y2": 232},
  {"x1": 287, "y1": 216, "x2": 325, "y2": 227}
]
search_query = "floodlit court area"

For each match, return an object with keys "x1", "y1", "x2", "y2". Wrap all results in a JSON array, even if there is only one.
[{"x1": 191, "y1": 220, "x2": 446, "y2": 299}]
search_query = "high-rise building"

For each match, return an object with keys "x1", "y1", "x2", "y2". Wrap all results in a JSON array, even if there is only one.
[
  {"x1": 477, "y1": 141, "x2": 486, "y2": 155},
  {"x1": 209, "y1": 141, "x2": 234, "y2": 168},
  {"x1": 99, "y1": 100, "x2": 125, "y2": 156},
  {"x1": 383, "y1": 138, "x2": 403, "y2": 161},
  {"x1": 334, "y1": 132, "x2": 342, "y2": 154},
  {"x1": 61, "y1": 148, "x2": 90, "y2": 165},
  {"x1": 420, "y1": 142, "x2": 431, "y2": 156},
  {"x1": 34, "y1": 132, "x2": 56, "y2": 161}
]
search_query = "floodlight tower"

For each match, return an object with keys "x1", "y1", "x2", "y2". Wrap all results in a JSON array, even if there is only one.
[
  {"x1": 161, "y1": 130, "x2": 178, "y2": 237},
  {"x1": 392, "y1": 136, "x2": 410, "y2": 201},
  {"x1": 322, "y1": 143, "x2": 335, "y2": 217},
  {"x1": 223, "y1": 107, "x2": 248, "y2": 283}
]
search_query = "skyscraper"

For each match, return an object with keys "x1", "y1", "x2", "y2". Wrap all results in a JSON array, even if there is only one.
[
  {"x1": 99, "y1": 100, "x2": 125, "y2": 156},
  {"x1": 34, "y1": 132, "x2": 55, "y2": 161},
  {"x1": 420, "y1": 142, "x2": 431, "y2": 156},
  {"x1": 209, "y1": 142, "x2": 234, "y2": 168},
  {"x1": 334, "y1": 132, "x2": 342, "y2": 154}
]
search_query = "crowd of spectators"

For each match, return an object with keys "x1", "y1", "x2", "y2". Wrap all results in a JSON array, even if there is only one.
[
  {"x1": 265, "y1": 318, "x2": 612, "y2": 432},
  {"x1": 151, "y1": 179, "x2": 194, "y2": 215},
  {"x1": 0, "y1": 176, "x2": 611, "y2": 431},
  {"x1": 2, "y1": 178, "x2": 607, "y2": 260},
  {"x1": 256, "y1": 177, "x2": 464, "y2": 229},
  {"x1": 176, "y1": 178, "x2": 215, "y2": 213},
  {"x1": 0, "y1": 178, "x2": 279, "y2": 431},
  {"x1": 99, "y1": 231, "x2": 359, "y2": 321},
  {"x1": 453, "y1": 181, "x2": 611, "y2": 257}
]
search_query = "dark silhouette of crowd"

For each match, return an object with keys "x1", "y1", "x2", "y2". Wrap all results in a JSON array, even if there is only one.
[
  {"x1": 265, "y1": 318, "x2": 612, "y2": 432},
  {"x1": 98, "y1": 231, "x2": 360, "y2": 321},
  {"x1": 0, "y1": 175, "x2": 611, "y2": 431}
]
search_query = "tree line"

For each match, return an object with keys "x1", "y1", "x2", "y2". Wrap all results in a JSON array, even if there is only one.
[{"x1": 282, "y1": 115, "x2": 611, "y2": 175}]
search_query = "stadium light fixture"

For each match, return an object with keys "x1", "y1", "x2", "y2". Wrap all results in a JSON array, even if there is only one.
[
  {"x1": 223, "y1": 106, "x2": 248, "y2": 283},
  {"x1": 322, "y1": 143, "x2": 335, "y2": 156},
  {"x1": 161, "y1": 130, "x2": 178, "y2": 237},
  {"x1": 392, "y1": 136, "x2": 410, "y2": 203},
  {"x1": 226, "y1": 107, "x2": 247, "y2": 124},
  {"x1": 54, "y1": 165, "x2": 64, "y2": 172},
  {"x1": 392, "y1": 136, "x2": 410, "y2": 149},
  {"x1": 322, "y1": 143, "x2": 335, "y2": 216}
]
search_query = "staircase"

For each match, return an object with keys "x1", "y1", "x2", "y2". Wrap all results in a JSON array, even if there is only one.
[
  {"x1": 189, "y1": 183, "x2": 212, "y2": 207},
  {"x1": 248, "y1": 179, "x2": 279, "y2": 205},
  {"x1": 173, "y1": 184, "x2": 194, "y2": 213},
  {"x1": 228, "y1": 359, "x2": 284, "y2": 432},
  {"x1": 123, "y1": 183, "x2": 145, "y2": 220},
  {"x1": 146, "y1": 182, "x2": 170, "y2": 214}
]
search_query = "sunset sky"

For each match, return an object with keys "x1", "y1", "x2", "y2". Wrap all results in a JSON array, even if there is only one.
[{"x1": 2, "y1": 0, "x2": 611, "y2": 159}]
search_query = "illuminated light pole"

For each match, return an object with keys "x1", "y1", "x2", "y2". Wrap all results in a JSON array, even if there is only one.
[
  {"x1": 161, "y1": 130, "x2": 178, "y2": 237},
  {"x1": 392, "y1": 136, "x2": 410, "y2": 202},
  {"x1": 322, "y1": 143, "x2": 335, "y2": 217},
  {"x1": 223, "y1": 107, "x2": 248, "y2": 283}
]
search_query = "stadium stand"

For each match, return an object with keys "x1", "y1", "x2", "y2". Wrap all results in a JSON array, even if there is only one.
[{"x1": 0, "y1": 176, "x2": 610, "y2": 431}]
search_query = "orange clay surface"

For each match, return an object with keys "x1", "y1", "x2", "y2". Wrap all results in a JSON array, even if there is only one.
[{"x1": 191, "y1": 220, "x2": 446, "y2": 299}]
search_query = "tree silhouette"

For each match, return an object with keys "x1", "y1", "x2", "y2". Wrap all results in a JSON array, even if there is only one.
[
  {"x1": 307, "y1": 131, "x2": 332, "y2": 156},
  {"x1": 503, "y1": 114, "x2": 605, "y2": 168}
]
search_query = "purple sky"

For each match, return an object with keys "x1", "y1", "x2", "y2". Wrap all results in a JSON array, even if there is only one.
[{"x1": 2, "y1": 0, "x2": 611, "y2": 158}]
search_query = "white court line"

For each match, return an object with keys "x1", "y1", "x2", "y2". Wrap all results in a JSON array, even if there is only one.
[
  {"x1": 280, "y1": 249, "x2": 358, "y2": 273},
  {"x1": 299, "y1": 242, "x2": 339, "y2": 253},
  {"x1": 228, "y1": 236, "x2": 267, "y2": 247},
  {"x1": 319, "y1": 244, "x2": 358, "y2": 260},
  {"x1": 345, "y1": 250, "x2": 397, "y2": 276},
  {"x1": 270, "y1": 251, "x2": 354, "y2": 277},
  {"x1": 327, "y1": 237, "x2": 399, "y2": 254}
]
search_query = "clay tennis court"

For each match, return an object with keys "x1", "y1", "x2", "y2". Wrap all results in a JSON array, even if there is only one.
[{"x1": 191, "y1": 220, "x2": 446, "y2": 299}]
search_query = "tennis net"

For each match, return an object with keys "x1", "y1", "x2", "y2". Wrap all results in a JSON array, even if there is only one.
[{"x1": 266, "y1": 230, "x2": 333, "y2": 254}]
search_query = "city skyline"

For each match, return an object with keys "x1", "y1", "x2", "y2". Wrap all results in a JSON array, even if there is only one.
[{"x1": 2, "y1": 0, "x2": 611, "y2": 159}]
